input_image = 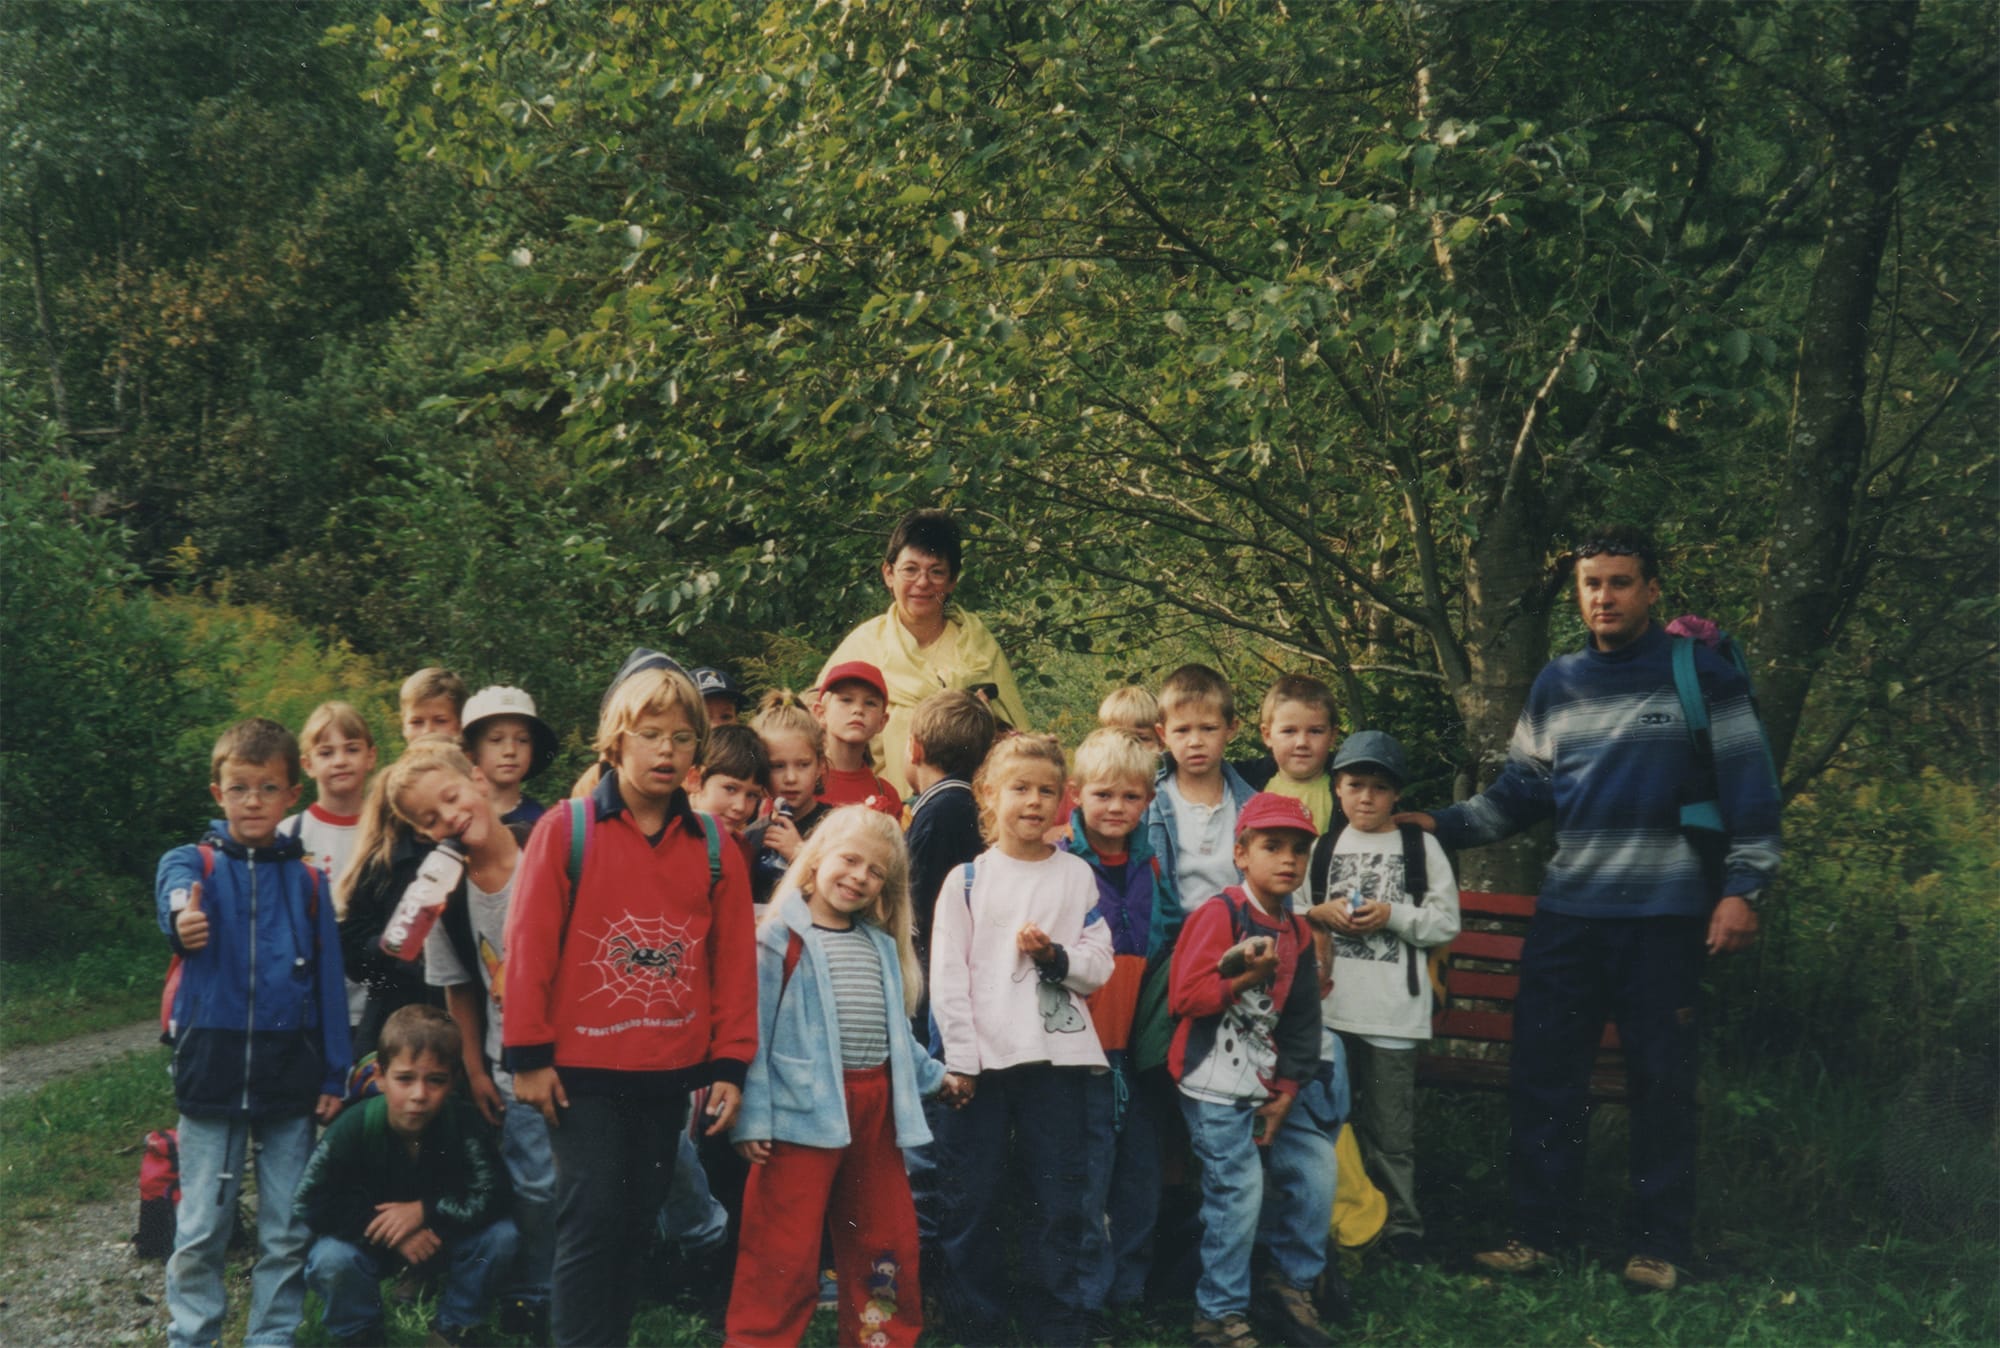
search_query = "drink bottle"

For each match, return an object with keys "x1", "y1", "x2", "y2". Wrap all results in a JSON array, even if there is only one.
[{"x1": 380, "y1": 839, "x2": 467, "y2": 962}]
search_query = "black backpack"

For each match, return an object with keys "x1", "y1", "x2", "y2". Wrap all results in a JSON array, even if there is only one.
[{"x1": 1308, "y1": 821, "x2": 1448, "y2": 1013}]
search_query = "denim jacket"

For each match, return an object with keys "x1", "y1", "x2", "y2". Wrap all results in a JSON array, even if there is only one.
[
  {"x1": 734, "y1": 891, "x2": 947, "y2": 1150},
  {"x1": 1143, "y1": 761, "x2": 1257, "y2": 959}
]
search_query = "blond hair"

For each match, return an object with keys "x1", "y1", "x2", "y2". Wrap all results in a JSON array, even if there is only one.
[
  {"x1": 1071, "y1": 727, "x2": 1158, "y2": 793},
  {"x1": 338, "y1": 769, "x2": 416, "y2": 920},
  {"x1": 594, "y1": 665, "x2": 708, "y2": 765},
  {"x1": 1097, "y1": 685, "x2": 1160, "y2": 735},
  {"x1": 399, "y1": 666, "x2": 468, "y2": 715},
  {"x1": 769, "y1": 806, "x2": 923, "y2": 1015},
  {"x1": 1257, "y1": 674, "x2": 1338, "y2": 731},
  {"x1": 971, "y1": 733, "x2": 1067, "y2": 843},
  {"x1": 752, "y1": 689, "x2": 827, "y2": 761},
  {"x1": 383, "y1": 738, "x2": 483, "y2": 833},
  {"x1": 300, "y1": 701, "x2": 374, "y2": 753}
]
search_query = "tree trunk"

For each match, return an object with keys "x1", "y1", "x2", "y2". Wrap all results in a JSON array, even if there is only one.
[
  {"x1": 1753, "y1": 0, "x2": 1920, "y2": 776},
  {"x1": 26, "y1": 197, "x2": 70, "y2": 432}
]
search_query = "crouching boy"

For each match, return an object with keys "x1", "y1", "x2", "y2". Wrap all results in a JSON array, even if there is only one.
[
  {"x1": 299, "y1": 1005, "x2": 518, "y2": 1348},
  {"x1": 1170, "y1": 793, "x2": 1342, "y2": 1348}
]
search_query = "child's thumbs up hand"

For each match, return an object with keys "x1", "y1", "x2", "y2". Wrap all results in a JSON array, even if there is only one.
[{"x1": 175, "y1": 881, "x2": 210, "y2": 952}]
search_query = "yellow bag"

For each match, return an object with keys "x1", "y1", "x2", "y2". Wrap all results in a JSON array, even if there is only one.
[{"x1": 1329, "y1": 1123, "x2": 1387, "y2": 1250}]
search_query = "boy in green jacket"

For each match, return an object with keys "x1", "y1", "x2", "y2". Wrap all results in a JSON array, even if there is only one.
[{"x1": 299, "y1": 1005, "x2": 517, "y2": 1347}]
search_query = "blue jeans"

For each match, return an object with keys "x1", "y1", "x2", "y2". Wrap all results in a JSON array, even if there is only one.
[
  {"x1": 305, "y1": 1219, "x2": 519, "y2": 1337},
  {"x1": 168, "y1": 1112, "x2": 315, "y2": 1348},
  {"x1": 1510, "y1": 912, "x2": 1705, "y2": 1264},
  {"x1": 496, "y1": 1070, "x2": 556, "y2": 1306},
  {"x1": 656, "y1": 1125, "x2": 729, "y2": 1255},
  {"x1": 1079, "y1": 1059, "x2": 1162, "y2": 1310},
  {"x1": 1179, "y1": 1054, "x2": 1342, "y2": 1320},
  {"x1": 934, "y1": 1063, "x2": 1110, "y2": 1346}
]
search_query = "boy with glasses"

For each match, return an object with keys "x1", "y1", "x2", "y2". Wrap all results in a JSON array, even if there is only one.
[{"x1": 156, "y1": 718, "x2": 352, "y2": 1348}]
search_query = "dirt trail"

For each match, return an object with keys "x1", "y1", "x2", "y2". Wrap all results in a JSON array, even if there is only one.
[
  {"x1": 0, "y1": 1023, "x2": 173, "y2": 1346},
  {"x1": 0, "y1": 1020, "x2": 165, "y2": 1102}
]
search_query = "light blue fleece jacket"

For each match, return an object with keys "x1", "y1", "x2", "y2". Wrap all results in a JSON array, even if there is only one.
[{"x1": 733, "y1": 890, "x2": 947, "y2": 1150}]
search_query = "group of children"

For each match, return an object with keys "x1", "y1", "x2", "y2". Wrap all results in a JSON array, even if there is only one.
[{"x1": 155, "y1": 653, "x2": 1461, "y2": 1348}]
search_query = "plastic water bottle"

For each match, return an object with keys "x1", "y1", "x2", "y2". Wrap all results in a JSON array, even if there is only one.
[{"x1": 379, "y1": 839, "x2": 466, "y2": 962}]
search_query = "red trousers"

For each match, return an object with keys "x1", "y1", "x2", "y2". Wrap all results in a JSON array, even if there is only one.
[{"x1": 726, "y1": 1065, "x2": 922, "y2": 1348}]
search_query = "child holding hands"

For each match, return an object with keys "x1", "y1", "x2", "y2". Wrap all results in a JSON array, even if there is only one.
[
  {"x1": 727, "y1": 806, "x2": 970, "y2": 1347},
  {"x1": 930, "y1": 735, "x2": 1116, "y2": 1347}
]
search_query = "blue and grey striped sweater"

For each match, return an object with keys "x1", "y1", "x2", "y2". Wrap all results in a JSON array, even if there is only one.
[{"x1": 1433, "y1": 623, "x2": 1781, "y2": 918}]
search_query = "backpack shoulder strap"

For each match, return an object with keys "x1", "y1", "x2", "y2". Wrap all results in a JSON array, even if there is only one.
[
  {"x1": 197, "y1": 844, "x2": 216, "y2": 878},
  {"x1": 1398, "y1": 823, "x2": 1428, "y2": 905},
  {"x1": 565, "y1": 797, "x2": 590, "y2": 908},
  {"x1": 1672, "y1": 636, "x2": 1713, "y2": 763},
  {"x1": 696, "y1": 810, "x2": 723, "y2": 897},
  {"x1": 781, "y1": 929, "x2": 804, "y2": 990},
  {"x1": 963, "y1": 859, "x2": 976, "y2": 906},
  {"x1": 1309, "y1": 830, "x2": 1337, "y2": 907}
]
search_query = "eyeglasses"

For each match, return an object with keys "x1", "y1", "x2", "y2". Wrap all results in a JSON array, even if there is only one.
[
  {"x1": 892, "y1": 562, "x2": 952, "y2": 584},
  {"x1": 221, "y1": 783, "x2": 288, "y2": 803},
  {"x1": 627, "y1": 728, "x2": 699, "y2": 750}
]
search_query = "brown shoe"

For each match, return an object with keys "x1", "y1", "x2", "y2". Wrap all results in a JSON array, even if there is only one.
[
  {"x1": 1191, "y1": 1312, "x2": 1262, "y2": 1348},
  {"x1": 1252, "y1": 1270, "x2": 1333, "y2": 1348},
  {"x1": 1622, "y1": 1255, "x2": 1680, "y2": 1292},
  {"x1": 1474, "y1": 1238, "x2": 1557, "y2": 1275}
]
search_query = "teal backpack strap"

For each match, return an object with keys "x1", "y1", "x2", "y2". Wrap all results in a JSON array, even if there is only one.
[
  {"x1": 1672, "y1": 637, "x2": 1726, "y2": 834},
  {"x1": 565, "y1": 797, "x2": 590, "y2": 898},
  {"x1": 696, "y1": 810, "x2": 723, "y2": 897},
  {"x1": 962, "y1": 859, "x2": 975, "y2": 906}
]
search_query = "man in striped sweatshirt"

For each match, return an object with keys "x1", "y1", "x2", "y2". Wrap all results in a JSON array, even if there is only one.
[{"x1": 1405, "y1": 524, "x2": 1781, "y2": 1292}]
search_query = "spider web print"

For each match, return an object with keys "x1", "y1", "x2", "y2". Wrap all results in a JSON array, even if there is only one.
[{"x1": 582, "y1": 910, "x2": 696, "y2": 1015}]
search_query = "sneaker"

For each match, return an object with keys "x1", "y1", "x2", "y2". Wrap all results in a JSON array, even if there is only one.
[
  {"x1": 1474, "y1": 1238, "x2": 1557, "y2": 1275},
  {"x1": 1253, "y1": 1270, "x2": 1333, "y2": 1348},
  {"x1": 496, "y1": 1295, "x2": 549, "y2": 1339},
  {"x1": 1622, "y1": 1255, "x2": 1680, "y2": 1292},
  {"x1": 1191, "y1": 1313, "x2": 1261, "y2": 1348}
]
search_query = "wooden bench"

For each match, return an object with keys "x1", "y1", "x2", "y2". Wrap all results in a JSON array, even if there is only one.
[{"x1": 1416, "y1": 890, "x2": 1630, "y2": 1102}]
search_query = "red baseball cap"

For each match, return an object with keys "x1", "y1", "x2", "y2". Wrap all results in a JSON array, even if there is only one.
[
  {"x1": 817, "y1": 660, "x2": 889, "y2": 703},
  {"x1": 1234, "y1": 791, "x2": 1319, "y2": 839}
]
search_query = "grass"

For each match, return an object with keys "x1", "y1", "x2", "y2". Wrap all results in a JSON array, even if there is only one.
[
  {"x1": 0, "y1": 1043, "x2": 173, "y2": 1255},
  {"x1": 0, "y1": 930, "x2": 164, "y2": 1051},
  {"x1": 4, "y1": 1046, "x2": 1993, "y2": 1344}
]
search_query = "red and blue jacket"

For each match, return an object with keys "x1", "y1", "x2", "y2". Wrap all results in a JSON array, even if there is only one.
[
  {"x1": 1062, "y1": 814, "x2": 1179, "y2": 1055},
  {"x1": 155, "y1": 823, "x2": 352, "y2": 1118}
]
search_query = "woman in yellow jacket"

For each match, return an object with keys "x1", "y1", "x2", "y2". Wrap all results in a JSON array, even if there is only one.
[{"x1": 816, "y1": 510, "x2": 1029, "y2": 797}]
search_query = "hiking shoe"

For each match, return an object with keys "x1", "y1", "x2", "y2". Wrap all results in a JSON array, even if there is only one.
[
  {"x1": 1313, "y1": 1262, "x2": 1357, "y2": 1326},
  {"x1": 496, "y1": 1296, "x2": 548, "y2": 1339},
  {"x1": 1191, "y1": 1313, "x2": 1261, "y2": 1348},
  {"x1": 1253, "y1": 1272, "x2": 1334, "y2": 1347},
  {"x1": 1622, "y1": 1255, "x2": 1680, "y2": 1292},
  {"x1": 1474, "y1": 1238, "x2": 1557, "y2": 1274}
]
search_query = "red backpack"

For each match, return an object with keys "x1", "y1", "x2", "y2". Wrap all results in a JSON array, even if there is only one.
[{"x1": 133, "y1": 1128, "x2": 180, "y2": 1259}]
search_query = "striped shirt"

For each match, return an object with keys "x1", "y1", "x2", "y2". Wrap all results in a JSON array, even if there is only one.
[
  {"x1": 815, "y1": 924, "x2": 890, "y2": 1068},
  {"x1": 1433, "y1": 623, "x2": 1781, "y2": 918}
]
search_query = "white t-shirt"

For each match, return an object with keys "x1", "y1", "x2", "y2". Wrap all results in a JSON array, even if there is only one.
[
  {"x1": 1161, "y1": 776, "x2": 1241, "y2": 912},
  {"x1": 1316, "y1": 826, "x2": 1460, "y2": 1044},
  {"x1": 424, "y1": 870, "x2": 516, "y2": 1067},
  {"x1": 284, "y1": 804, "x2": 365, "y2": 1026}
]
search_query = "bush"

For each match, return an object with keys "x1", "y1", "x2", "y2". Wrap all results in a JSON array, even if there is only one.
[{"x1": 0, "y1": 456, "x2": 222, "y2": 958}]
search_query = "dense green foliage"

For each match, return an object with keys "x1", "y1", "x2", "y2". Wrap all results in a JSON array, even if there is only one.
[{"x1": 0, "y1": 6, "x2": 1993, "y2": 1305}]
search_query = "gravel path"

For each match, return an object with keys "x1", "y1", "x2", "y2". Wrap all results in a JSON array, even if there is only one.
[
  {"x1": 0, "y1": 1023, "x2": 173, "y2": 1346},
  {"x1": 0, "y1": 1020, "x2": 166, "y2": 1101}
]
